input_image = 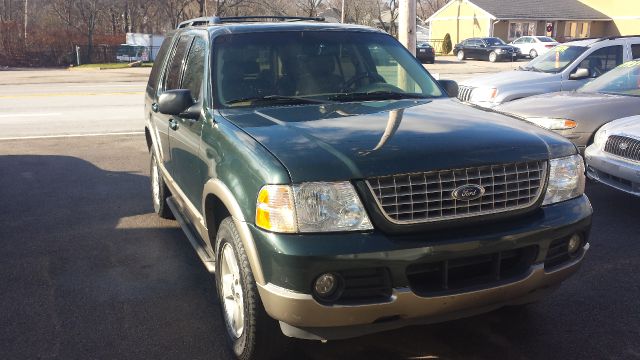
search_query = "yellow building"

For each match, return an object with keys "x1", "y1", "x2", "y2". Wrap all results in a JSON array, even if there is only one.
[
  {"x1": 427, "y1": 0, "x2": 639, "y2": 53},
  {"x1": 579, "y1": 0, "x2": 640, "y2": 36}
]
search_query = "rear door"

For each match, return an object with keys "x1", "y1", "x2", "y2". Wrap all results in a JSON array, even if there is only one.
[
  {"x1": 168, "y1": 33, "x2": 208, "y2": 210},
  {"x1": 154, "y1": 34, "x2": 193, "y2": 174}
]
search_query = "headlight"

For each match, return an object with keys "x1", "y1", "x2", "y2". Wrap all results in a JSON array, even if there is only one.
[
  {"x1": 542, "y1": 155, "x2": 585, "y2": 205},
  {"x1": 525, "y1": 117, "x2": 577, "y2": 130},
  {"x1": 256, "y1": 182, "x2": 373, "y2": 233},
  {"x1": 470, "y1": 87, "x2": 498, "y2": 102},
  {"x1": 495, "y1": 49, "x2": 504, "y2": 54},
  {"x1": 593, "y1": 127, "x2": 608, "y2": 147}
]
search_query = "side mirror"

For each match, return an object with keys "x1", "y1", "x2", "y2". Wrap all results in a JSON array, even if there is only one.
[
  {"x1": 158, "y1": 89, "x2": 197, "y2": 118},
  {"x1": 569, "y1": 68, "x2": 590, "y2": 80},
  {"x1": 438, "y1": 79, "x2": 459, "y2": 98}
]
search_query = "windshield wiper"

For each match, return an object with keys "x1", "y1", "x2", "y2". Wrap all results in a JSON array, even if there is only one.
[
  {"x1": 226, "y1": 95, "x2": 333, "y2": 105},
  {"x1": 329, "y1": 91, "x2": 430, "y2": 102}
]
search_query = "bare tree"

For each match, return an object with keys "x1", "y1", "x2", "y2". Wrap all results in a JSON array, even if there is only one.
[
  {"x1": 296, "y1": 0, "x2": 322, "y2": 17},
  {"x1": 417, "y1": 0, "x2": 446, "y2": 22},
  {"x1": 52, "y1": 0, "x2": 104, "y2": 62}
]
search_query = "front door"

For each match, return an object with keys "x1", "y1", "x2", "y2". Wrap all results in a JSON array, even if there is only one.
[
  {"x1": 154, "y1": 34, "x2": 193, "y2": 174},
  {"x1": 168, "y1": 34, "x2": 208, "y2": 215}
]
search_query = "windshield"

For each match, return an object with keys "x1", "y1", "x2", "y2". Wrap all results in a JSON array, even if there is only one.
[
  {"x1": 538, "y1": 37, "x2": 556, "y2": 42},
  {"x1": 485, "y1": 38, "x2": 506, "y2": 46},
  {"x1": 213, "y1": 31, "x2": 443, "y2": 108},
  {"x1": 578, "y1": 60, "x2": 640, "y2": 96},
  {"x1": 523, "y1": 45, "x2": 587, "y2": 73}
]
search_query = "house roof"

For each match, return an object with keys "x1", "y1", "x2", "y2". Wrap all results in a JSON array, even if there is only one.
[{"x1": 470, "y1": 0, "x2": 611, "y2": 20}]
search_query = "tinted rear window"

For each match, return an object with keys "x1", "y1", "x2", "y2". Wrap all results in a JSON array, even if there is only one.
[{"x1": 147, "y1": 36, "x2": 173, "y2": 96}]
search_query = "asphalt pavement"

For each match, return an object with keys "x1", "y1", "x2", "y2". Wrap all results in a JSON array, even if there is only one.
[{"x1": 1, "y1": 67, "x2": 639, "y2": 360}]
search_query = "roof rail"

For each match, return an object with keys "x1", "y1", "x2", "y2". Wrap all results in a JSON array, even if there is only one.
[
  {"x1": 563, "y1": 35, "x2": 640, "y2": 43},
  {"x1": 177, "y1": 16, "x2": 325, "y2": 29}
]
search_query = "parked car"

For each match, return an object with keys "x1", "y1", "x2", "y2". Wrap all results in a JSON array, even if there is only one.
[
  {"x1": 457, "y1": 36, "x2": 640, "y2": 108},
  {"x1": 510, "y1": 36, "x2": 559, "y2": 58},
  {"x1": 146, "y1": 16, "x2": 592, "y2": 360},
  {"x1": 416, "y1": 42, "x2": 435, "y2": 63},
  {"x1": 585, "y1": 115, "x2": 640, "y2": 196},
  {"x1": 453, "y1": 37, "x2": 520, "y2": 62},
  {"x1": 495, "y1": 60, "x2": 640, "y2": 153}
]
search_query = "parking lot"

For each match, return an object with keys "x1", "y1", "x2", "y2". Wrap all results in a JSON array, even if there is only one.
[{"x1": 1, "y1": 61, "x2": 639, "y2": 360}]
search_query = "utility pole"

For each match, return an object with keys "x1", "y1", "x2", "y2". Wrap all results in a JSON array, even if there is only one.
[
  {"x1": 341, "y1": 0, "x2": 345, "y2": 23},
  {"x1": 23, "y1": 0, "x2": 28, "y2": 41},
  {"x1": 399, "y1": 0, "x2": 416, "y2": 56}
]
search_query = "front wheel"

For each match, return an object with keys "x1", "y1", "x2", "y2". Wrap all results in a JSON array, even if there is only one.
[
  {"x1": 489, "y1": 51, "x2": 498, "y2": 62},
  {"x1": 457, "y1": 50, "x2": 465, "y2": 61},
  {"x1": 215, "y1": 217, "x2": 288, "y2": 360},
  {"x1": 529, "y1": 49, "x2": 538, "y2": 58}
]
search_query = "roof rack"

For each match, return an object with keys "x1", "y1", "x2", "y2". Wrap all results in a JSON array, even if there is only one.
[
  {"x1": 563, "y1": 35, "x2": 640, "y2": 43},
  {"x1": 177, "y1": 16, "x2": 325, "y2": 29}
]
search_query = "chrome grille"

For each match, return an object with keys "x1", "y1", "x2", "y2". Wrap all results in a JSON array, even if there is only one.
[
  {"x1": 604, "y1": 135, "x2": 640, "y2": 162},
  {"x1": 366, "y1": 161, "x2": 547, "y2": 224},
  {"x1": 457, "y1": 85, "x2": 474, "y2": 102}
]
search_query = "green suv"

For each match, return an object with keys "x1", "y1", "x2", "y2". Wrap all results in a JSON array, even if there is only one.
[{"x1": 145, "y1": 16, "x2": 592, "y2": 360}]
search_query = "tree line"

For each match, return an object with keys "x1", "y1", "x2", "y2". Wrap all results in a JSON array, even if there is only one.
[{"x1": 0, "y1": 0, "x2": 446, "y2": 66}]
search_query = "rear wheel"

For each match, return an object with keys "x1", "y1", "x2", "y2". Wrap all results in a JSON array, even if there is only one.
[
  {"x1": 489, "y1": 51, "x2": 498, "y2": 62},
  {"x1": 529, "y1": 49, "x2": 538, "y2": 58},
  {"x1": 215, "y1": 217, "x2": 288, "y2": 360},
  {"x1": 150, "y1": 152, "x2": 173, "y2": 219},
  {"x1": 457, "y1": 50, "x2": 465, "y2": 61}
]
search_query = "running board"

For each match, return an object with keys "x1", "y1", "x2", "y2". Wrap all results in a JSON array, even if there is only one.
[{"x1": 166, "y1": 196, "x2": 216, "y2": 273}]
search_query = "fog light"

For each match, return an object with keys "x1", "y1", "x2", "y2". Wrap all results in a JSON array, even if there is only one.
[
  {"x1": 314, "y1": 273, "x2": 338, "y2": 298},
  {"x1": 567, "y1": 234, "x2": 583, "y2": 256}
]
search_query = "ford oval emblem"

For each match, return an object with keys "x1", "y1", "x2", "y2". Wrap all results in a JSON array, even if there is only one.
[{"x1": 452, "y1": 184, "x2": 485, "y2": 201}]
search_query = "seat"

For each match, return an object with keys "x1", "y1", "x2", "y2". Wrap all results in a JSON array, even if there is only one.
[{"x1": 296, "y1": 55, "x2": 343, "y2": 95}]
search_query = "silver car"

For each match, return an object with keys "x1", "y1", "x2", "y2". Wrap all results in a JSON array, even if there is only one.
[
  {"x1": 457, "y1": 36, "x2": 640, "y2": 108},
  {"x1": 585, "y1": 116, "x2": 640, "y2": 196}
]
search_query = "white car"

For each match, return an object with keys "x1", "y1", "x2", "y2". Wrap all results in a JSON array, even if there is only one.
[
  {"x1": 585, "y1": 116, "x2": 640, "y2": 196},
  {"x1": 509, "y1": 36, "x2": 559, "y2": 58}
]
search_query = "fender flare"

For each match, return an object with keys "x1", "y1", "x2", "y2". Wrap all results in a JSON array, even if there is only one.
[{"x1": 202, "y1": 179, "x2": 266, "y2": 285}]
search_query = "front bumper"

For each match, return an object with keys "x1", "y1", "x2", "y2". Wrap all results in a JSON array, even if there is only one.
[
  {"x1": 585, "y1": 145, "x2": 640, "y2": 196},
  {"x1": 251, "y1": 195, "x2": 592, "y2": 338}
]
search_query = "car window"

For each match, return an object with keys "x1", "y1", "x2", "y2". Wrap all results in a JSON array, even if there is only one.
[
  {"x1": 485, "y1": 38, "x2": 506, "y2": 46},
  {"x1": 526, "y1": 37, "x2": 535, "y2": 43},
  {"x1": 513, "y1": 38, "x2": 523, "y2": 44},
  {"x1": 213, "y1": 31, "x2": 443, "y2": 108},
  {"x1": 632, "y1": 44, "x2": 640, "y2": 59},
  {"x1": 525, "y1": 45, "x2": 588, "y2": 73},
  {"x1": 538, "y1": 37, "x2": 556, "y2": 42},
  {"x1": 164, "y1": 35, "x2": 193, "y2": 91},
  {"x1": 576, "y1": 45, "x2": 623, "y2": 77},
  {"x1": 181, "y1": 36, "x2": 207, "y2": 101},
  {"x1": 147, "y1": 36, "x2": 174, "y2": 96},
  {"x1": 579, "y1": 60, "x2": 640, "y2": 96}
]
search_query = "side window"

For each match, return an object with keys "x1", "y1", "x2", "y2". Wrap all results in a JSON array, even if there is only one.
[
  {"x1": 181, "y1": 36, "x2": 207, "y2": 101},
  {"x1": 632, "y1": 44, "x2": 640, "y2": 59},
  {"x1": 513, "y1": 38, "x2": 523, "y2": 44},
  {"x1": 147, "y1": 36, "x2": 174, "y2": 95},
  {"x1": 164, "y1": 35, "x2": 193, "y2": 91},
  {"x1": 577, "y1": 45, "x2": 623, "y2": 77}
]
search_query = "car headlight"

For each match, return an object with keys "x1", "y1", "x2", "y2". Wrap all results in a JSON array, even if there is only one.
[
  {"x1": 256, "y1": 182, "x2": 373, "y2": 233},
  {"x1": 542, "y1": 155, "x2": 585, "y2": 206},
  {"x1": 525, "y1": 117, "x2": 577, "y2": 130},
  {"x1": 495, "y1": 49, "x2": 504, "y2": 54},
  {"x1": 470, "y1": 87, "x2": 498, "y2": 102},
  {"x1": 593, "y1": 127, "x2": 608, "y2": 147}
]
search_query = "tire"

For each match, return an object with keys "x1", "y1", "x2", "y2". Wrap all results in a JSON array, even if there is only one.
[
  {"x1": 150, "y1": 152, "x2": 173, "y2": 219},
  {"x1": 489, "y1": 51, "x2": 498, "y2": 62},
  {"x1": 215, "y1": 217, "x2": 288, "y2": 360},
  {"x1": 457, "y1": 50, "x2": 465, "y2": 61},
  {"x1": 529, "y1": 49, "x2": 538, "y2": 58}
]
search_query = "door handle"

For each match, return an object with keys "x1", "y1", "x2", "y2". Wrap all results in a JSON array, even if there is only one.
[
  {"x1": 151, "y1": 103, "x2": 159, "y2": 113},
  {"x1": 169, "y1": 119, "x2": 179, "y2": 131}
]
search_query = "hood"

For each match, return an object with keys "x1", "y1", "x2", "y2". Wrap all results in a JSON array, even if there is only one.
[
  {"x1": 495, "y1": 91, "x2": 640, "y2": 133},
  {"x1": 220, "y1": 99, "x2": 575, "y2": 182},
  {"x1": 605, "y1": 115, "x2": 640, "y2": 136},
  {"x1": 461, "y1": 70, "x2": 558, "y2": 88}
]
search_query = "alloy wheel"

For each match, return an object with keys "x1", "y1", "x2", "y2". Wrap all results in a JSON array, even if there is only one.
[{"x1": 220, "y1": 243, "x2": 245, "y2": 338}]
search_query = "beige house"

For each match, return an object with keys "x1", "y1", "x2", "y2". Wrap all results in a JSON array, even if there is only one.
[{"x1": 427, "y1": 0, "x2": 618, "y2": 53}]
